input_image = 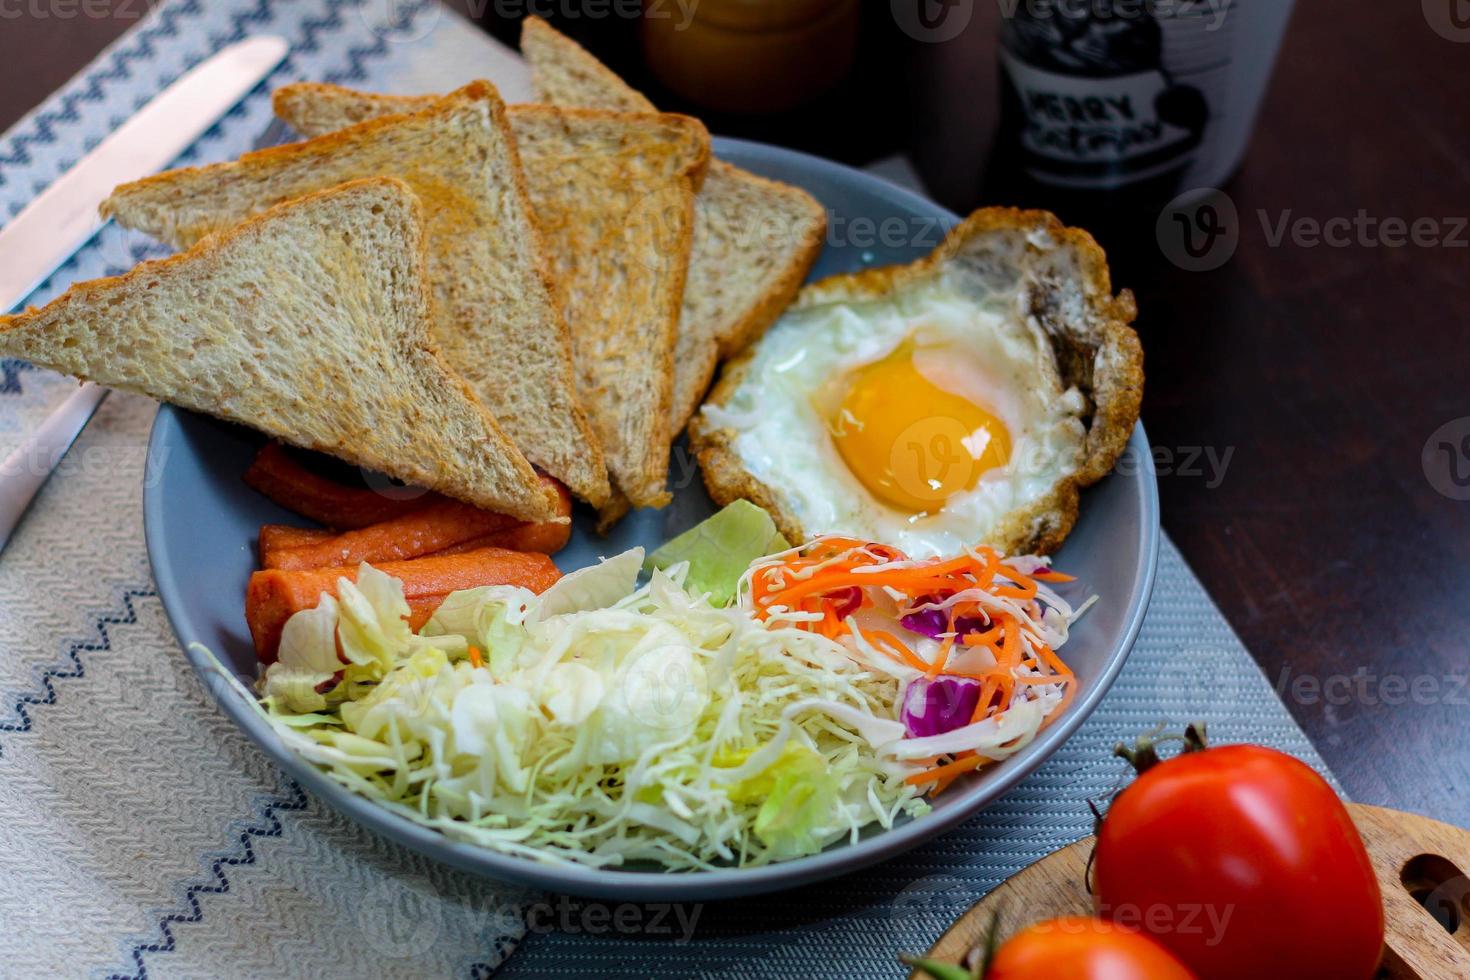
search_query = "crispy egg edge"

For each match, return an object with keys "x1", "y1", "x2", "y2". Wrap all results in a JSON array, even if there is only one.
[{"x1": 688, "y1": 206, "x2": 1144, "y2": 557}]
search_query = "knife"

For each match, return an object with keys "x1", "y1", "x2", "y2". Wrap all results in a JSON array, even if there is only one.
[{"x1": 0, "y1": 35, "x2": 289, "y2": 554}]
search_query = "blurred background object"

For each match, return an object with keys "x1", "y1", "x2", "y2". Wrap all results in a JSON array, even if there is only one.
[
  {"x1": 986, "y1": 0, "x2": 1294, "y2": 220},
  {"x1": 641, "y1": 0, "x2": 859, "y2": 114},
  {"x1": 480, "y1": 1, "x2": 908, "y2": 166}
]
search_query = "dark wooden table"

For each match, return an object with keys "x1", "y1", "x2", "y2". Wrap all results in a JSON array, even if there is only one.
[{"x1": 3, "y1": 0, "x2": 1465, "y2": 826}]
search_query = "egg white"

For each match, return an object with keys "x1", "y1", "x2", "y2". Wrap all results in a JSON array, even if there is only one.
[{"x1": 702, "y1": 279, "x2": 1088, "y2": 557}]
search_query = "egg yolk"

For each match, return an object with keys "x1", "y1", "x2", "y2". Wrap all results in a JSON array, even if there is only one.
[{"x1": 830, "y1": 346, "x2": 1011, "y2": 514}]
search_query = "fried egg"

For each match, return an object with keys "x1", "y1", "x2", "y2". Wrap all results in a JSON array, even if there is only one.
[{"x1": 699, "y1": 277, "x2": 1091, "y2": 557}]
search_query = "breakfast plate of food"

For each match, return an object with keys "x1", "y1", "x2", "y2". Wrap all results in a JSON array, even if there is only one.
[{"x1": 0, "y1": 19, "x2": 1155, "y2": 900}]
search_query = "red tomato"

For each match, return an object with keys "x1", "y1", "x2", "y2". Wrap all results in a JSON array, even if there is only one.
[
  {"x1": 987, "y1": 916, "x2": 1197, "y2": 979},
  {"x1": 1093, "y1": 742, "x2": 1383, "y2": 979}
]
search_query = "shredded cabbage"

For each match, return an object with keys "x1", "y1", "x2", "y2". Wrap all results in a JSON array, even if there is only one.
[
  {"x1": 243, "y1": 537, "x2": 1090, "y2": 871},
  {"x1": 254, "y1": 555, "x2": 933, "y2": 870}
]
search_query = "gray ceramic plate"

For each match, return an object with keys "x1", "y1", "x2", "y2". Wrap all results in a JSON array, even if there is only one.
[{"x1": 144, "y1": 139, "x2": 1159, "y2": 901}]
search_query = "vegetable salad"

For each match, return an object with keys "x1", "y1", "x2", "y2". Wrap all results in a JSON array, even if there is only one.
[{"x1": 225, "y1": 514, "x2": 1089, "y2": 870}]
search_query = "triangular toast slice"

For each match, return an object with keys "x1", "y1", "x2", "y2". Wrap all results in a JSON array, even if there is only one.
[
  {"x1": 520, "y1": 16, "x2": 828, "y2": 431},
  {"x1": 101, "y1": 81, "x2": 610, "y2": 507},
  {"x1": 1, "y1": 178, "x2": 560, "y2": 522},
  {"x1": 271, "y1": 84, "x2": 710, "y2": 510}
]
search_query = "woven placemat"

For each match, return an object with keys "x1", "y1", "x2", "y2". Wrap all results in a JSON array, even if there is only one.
[{"x1": 0, "y1": 3, "x2": 1329, "y2": 976}]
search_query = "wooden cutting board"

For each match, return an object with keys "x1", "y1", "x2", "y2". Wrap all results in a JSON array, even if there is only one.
[{"x1": 913, "y1": 804, "x2": 1470, "y2": 980}]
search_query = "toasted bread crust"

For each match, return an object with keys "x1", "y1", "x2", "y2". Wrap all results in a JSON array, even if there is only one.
[
  {"x1": 707, "y1": 161, "x2": 829, "y2": 359},
  {"x1": 663, "y1": 160, "x2": 829, "y2": 431},
  {"x1": 271, "y1": 81, "x2": 709, "y2": 515},
  {"x1": 272, "y1": 83, "x2": 438, "y2": 136},
  {"x1": 521, "y1": 15, "x2": 657, "y2": 114},
  {"x1": 690, "y1": 207, "x2": 1144, "y2": 556},
  {"x1": 516, "y1": 16, "x2": 827, "y2": 438},
  {"x1": 115, "y1": 81, "x2": 612, "y2": 508},
  {"x1": 9, "y1": 178, "x2": 561, "y2": 522},
  {"x1": 507, "y1": 104, "x2": 709, "y2": 511}
]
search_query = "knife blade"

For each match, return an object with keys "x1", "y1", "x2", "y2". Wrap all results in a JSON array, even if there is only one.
[
  {"x1": 0, "y1": 34, "x2": 290, "y2": 314},
  {"x1": 0, "y1": 35, "x2": 289, "y2": 554}
]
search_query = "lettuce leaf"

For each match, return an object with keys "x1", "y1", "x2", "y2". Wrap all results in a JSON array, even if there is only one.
[{"x1": 645, "y1": 501, "x2": 789, "y2": 607}]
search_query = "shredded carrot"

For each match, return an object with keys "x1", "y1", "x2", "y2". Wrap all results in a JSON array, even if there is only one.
[
  {"x1": 905, "y1": 754, "x2": 986, "y2": 791},
  {"x1": 467, "y1": 646, "x2": 484, "y2": 669},
  {"x1": 926, "y1": 613, "x2": 956, "y2": 679},
  {"x1": 858, "y1": 626, "x2": 934, "y2": 674},
  {"x1": 993, "y1": 576, "x2": 1038, "y2": 601},
  {"x1": 746, "y1": 535, "x2": 1084, "y2": 794}
]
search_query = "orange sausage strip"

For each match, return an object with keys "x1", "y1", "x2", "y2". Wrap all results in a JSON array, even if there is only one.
[
  {"x1": 244, "y1": 442, "x2": 439, "y2": 529},
  {"x1": 259, "y1": 482, "x2": 572, "y2": 570},
  {"x1": 258, "y1": 525, "x2": 334, "y2": 556},
  {"x1": 245, "y1": 547, "x2": 562, "y2": 663},
  {"x1": 261, "y1": 501, "x2": 518, "y2": 570},
  {"x1": 431, "y1": 522, "x2": 565, "y2": 556}
]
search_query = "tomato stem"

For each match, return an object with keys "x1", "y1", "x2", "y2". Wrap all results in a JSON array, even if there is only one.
[
  {"x1": 898, "y1": 954, "x2": 973, "y2": 980},
  {"x1": 1084, "y1": 798, "x2": 1104, "y2": 895},
  {"x1": 1116, "y1": 722, "x2": 1212, "y2": 774},
  {"x1": 978, "y1": 908, "x2": 1002, "y2": 978},
  {"x1": 1114, "y1": 735, "x2": 1162, "y2": 773},
  {"x1": 1183, "y1": 720, "x2": 1209, "y2": 753}
]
